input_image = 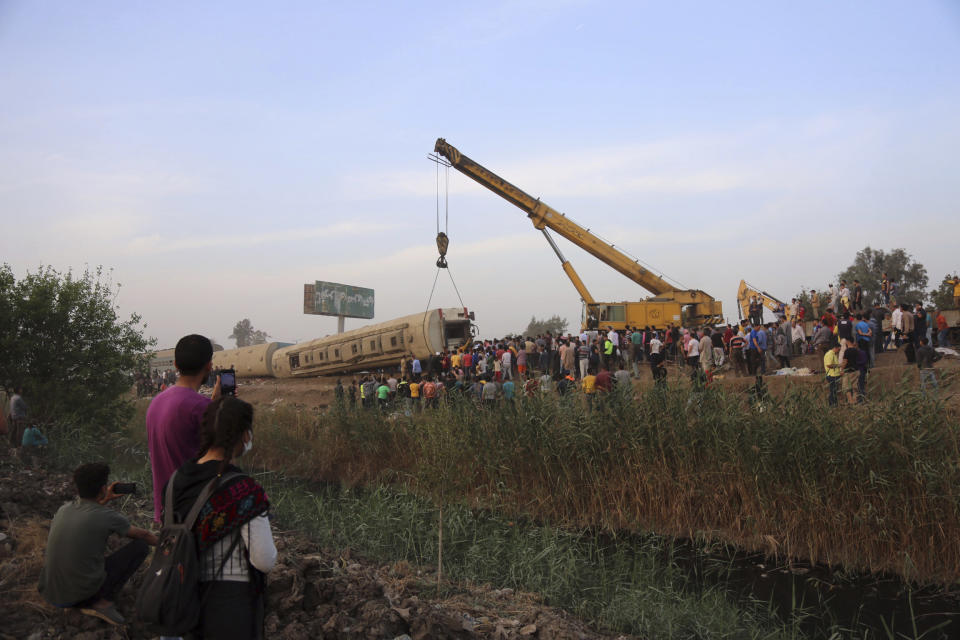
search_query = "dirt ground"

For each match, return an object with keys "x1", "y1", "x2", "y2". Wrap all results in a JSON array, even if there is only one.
[
  {"x1": 233, "y1": 348, "x2": 959, "y2": 414},
  {"x1": 0, "y1": 456, "x2": 628, "y2": 640}
]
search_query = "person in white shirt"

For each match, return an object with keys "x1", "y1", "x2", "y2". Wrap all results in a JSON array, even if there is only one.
[
  {"x1": 792, "y1": 322, "x2": 806, "y2": 355},
  {"x1": 607, "y1": 328, "x2": 619, "y2": 348},
  {"x1": 648, "y1": 336, "x2": 662, "y2": 355}
]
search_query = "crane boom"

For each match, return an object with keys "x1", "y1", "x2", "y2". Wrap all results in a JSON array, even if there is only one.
[{"x1": 434, "y1": 138, "x2": 675, "y2": 297}]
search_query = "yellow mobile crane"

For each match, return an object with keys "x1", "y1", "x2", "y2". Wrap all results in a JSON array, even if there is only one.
[{"x1": 433, "y1": 138, "x2": 724, "y2": 331}]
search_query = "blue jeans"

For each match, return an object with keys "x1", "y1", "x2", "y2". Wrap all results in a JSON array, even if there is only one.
[
  {"x1": 920, "y1": 369, "x2": 938, "y2": 394},
  {"x1": 827, "y1": 376, "x2": 839, "y2": 406},
  {"x1": 938, "y1": 329, "x2": 950, "y2": 347}
]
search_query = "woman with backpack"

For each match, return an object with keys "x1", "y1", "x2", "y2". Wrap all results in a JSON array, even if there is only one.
[{"x1": 166, "y1": 396, "x2": 277, "y2": 639}]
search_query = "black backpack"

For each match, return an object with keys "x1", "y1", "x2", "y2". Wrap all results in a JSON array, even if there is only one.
[{"x1": 136, "y1": 470, "x2": 241, "y2": 635}]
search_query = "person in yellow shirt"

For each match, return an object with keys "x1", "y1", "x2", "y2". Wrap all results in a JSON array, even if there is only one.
[
  {"x1": 823, "y1": 339, "x2": 842, "y2": 406},
  {"x1": 581, "y1": 368, "x2": 598, "y2": 412},
  {"x1": 409, "y1": 378, "x2": 421, "y2": 413},
  {"x1": 451, "y1": 352, "x2": 461, "y2": 368},
  {"x1": 948, "y1": 275, "x2": 960, "y2": 309}
]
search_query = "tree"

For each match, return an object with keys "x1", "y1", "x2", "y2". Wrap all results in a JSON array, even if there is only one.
[
  {"x1": 229, "y1": 319, "x2": 269, "y2": 347},
  {"x1": 929, "y1": 273, "x2": 960, "y2": 310},
  {"x1": 520, "y1": 314, "x2": 569, "y2": 338},
  {"x1": 0, "y1": 264, "x2": 153, "y2": 431},
  {"x1": 837, "y1": 247, "x2": 928, "y2": 307}
]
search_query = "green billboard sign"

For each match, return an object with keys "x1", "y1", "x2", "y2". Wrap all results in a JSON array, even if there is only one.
[{"x1": 303, "y1": 281, "x2": 375, "y2": 319}]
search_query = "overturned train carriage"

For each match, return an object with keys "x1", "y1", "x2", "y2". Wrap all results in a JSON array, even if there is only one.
[{"x1": 213, "y1": 307, "x2": 475, "y2": 379}]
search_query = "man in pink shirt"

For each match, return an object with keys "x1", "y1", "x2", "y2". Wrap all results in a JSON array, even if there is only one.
[{"x1": 145, "y1": 334, "x2": 221, "y2": 522}]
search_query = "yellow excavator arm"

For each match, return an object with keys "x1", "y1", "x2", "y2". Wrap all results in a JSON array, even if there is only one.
[{"x1": 737, "y1": 280, "x2": 785, "y2": 320}]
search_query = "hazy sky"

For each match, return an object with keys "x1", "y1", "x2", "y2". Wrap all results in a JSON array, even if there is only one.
[{"x1": 2, "y1": 1, "x2": 958, "y2": 348}]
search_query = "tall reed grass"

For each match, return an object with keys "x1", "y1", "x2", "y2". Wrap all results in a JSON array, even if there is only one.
[{"x1": 249, "y1": 381, "x2": 960, "y2": 585}]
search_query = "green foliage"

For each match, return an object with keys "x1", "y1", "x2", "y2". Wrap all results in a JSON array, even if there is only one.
[
  {"x1": 928, "y1": 273, "x2": 959, "y2": 310},
  {"x1": 837, "y1": 247, "x2": 928, "y2": 306},
  {"x1": 521, "y1": 314, "x2": 569, "y2": 338},
  {"x1": 0, "y1": 264, "x2": 153, "y2": 432},
  {"x1": 229, "y1": 318, "x2": 269, "y2": 347}
]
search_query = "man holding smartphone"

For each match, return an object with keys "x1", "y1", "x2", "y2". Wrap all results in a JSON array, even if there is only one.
[
  {"x1": 38, "y1": 462, "x2": 158, "y2": 625},
  {"x1": 146, "y1": 334, "x2": 222, "y2": 523}
]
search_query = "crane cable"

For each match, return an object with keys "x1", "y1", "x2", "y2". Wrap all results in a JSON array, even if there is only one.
[
  {"x1": 435, "y1": 158, "x2": 449, "y2": 268},
  {"x1": 425, "y1": 158, "x2": 465, "y2": 312}
]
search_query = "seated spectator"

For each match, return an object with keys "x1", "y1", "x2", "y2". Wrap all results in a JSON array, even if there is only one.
[
  {"x1": 21, "y1": 424, "x2": 49, "y2": 449},
  {"x1": 38, "y1": 462, "x2": 157, "y2": 625}
]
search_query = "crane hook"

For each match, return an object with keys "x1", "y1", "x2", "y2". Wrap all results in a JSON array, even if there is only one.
[{"x1": 435, "y1": 232, "x2": 449, "y2": 268}]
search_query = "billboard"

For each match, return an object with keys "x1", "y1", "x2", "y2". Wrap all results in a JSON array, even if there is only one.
[{"x1": 303, "y1": 281, "x2": 375, "y2": 319}]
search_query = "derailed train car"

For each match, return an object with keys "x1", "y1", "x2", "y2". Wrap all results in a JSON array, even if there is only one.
[{"x1": 212, "y1": 307, "x2": 475, "y2": 378}]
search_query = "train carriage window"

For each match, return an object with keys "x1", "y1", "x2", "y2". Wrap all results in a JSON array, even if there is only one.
[
  {"x1": 289, "y1": 354, "x2": 300, "y2": 369},
  {"x1": 334, "y1": 349, "x2": 341, "y2": 358},
  {"x1": 390, "y1": 336, "x2": 397, "y2": 347},
  {"x1": 351, "y1": 344, "x2": 358, "y2": 354},
  {"x1": 370, "y1": 340, "x2": 376, "y2": 350}
]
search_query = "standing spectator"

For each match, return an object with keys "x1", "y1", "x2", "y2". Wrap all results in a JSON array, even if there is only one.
[
  {"x1": 936, "y1": 310, "x2": 951, "y2": 347},
  {"x1": 891, "y1": 304, "x2": 904, "y2": 346},
  {"x1": 581, "y1": 368, "x2": 598, "y2": 411},
  {"x1": 853, "y1": 280, "x2": 864, "y2": 310},
  {"x1": 914, "y1": 304, "x2": 927, "y2": 348},
  {"x1": 880, "y1": 272, "x2": 890, "y2": 305},
  {"x1": 810, "y1": 290, "x2": 820, "y2": 320},
  {"x1": 146, "y1": 335, "x2": 220, "y2": 523},
  {"x1": 948, "y1": 275, "x2": 960, "y2": 309},
  {"x1": 376, "y1": 380, "x2": 390, "y2": 411},
  {"x1": 855, "y1": 313, "x2": 873, "y2": 366},
  {"x1": 751, "y1": 324, "x2": 767, "y2": 375},
  {"x1": 699, "y1": 328, "x2": 714, "y2": 379},
  {"x1": 900, "y1": 304, "x2": 915, "y2": 346},
  {"x1": 729, "y1": 330, "x2": 747, "y2": 377},
  {"x1": 7, "y1": 386, "x2": 27, "y2": 450},
  {"x1": 916, "y1": 337, "x2": 941, "y2": 395},
  {"x1": 648, "y1": 335, "x2": 667, "y2": 387},
  {"x1": 824, "y1": 340, "x2": 843, "y2": 407},
  {"x1": 167, "y1": 397, "x2": 277, "y2": 640},
  {"x1": 842, "y1": 343, "x2": 867, "y2": 403},
  {"x1": 774, "y1": 326, "x2": 790, "y2": 369},
  {"x1": 685, "y1": 332, "x2": 701, "y2": 370},
  {"x1": 792, "y1": 321, "x2": 806, "y2": 356}
]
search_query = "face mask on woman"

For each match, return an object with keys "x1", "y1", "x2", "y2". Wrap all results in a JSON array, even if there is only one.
[{"x1": 243, "y1": 430, "x2": 253, "y2": 454}]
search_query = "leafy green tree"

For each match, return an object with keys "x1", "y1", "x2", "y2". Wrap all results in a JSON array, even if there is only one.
[
  {"x1": 0, "y1": 264, "x2": 153, "y2": 431},
  {"x1": 929, "y1": 273, "x2": 960, "y2": 310},
  {"x1": 837, "y1": 247, "x2": 928, "y2": 306},
  {"x1": 521, "y1": 314, "x2": 569, "y2": 338},
  {"x1": 229, "y1": 318, "x2": 269, "y2": 347}
]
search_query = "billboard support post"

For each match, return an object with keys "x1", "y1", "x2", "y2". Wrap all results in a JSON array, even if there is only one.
[{"x1": 337, "y1": 315, "x2": 345, "y2": 334}]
